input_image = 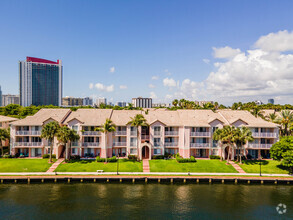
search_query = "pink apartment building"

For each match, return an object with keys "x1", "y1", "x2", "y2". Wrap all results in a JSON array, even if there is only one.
[{"x1": 9, "y1": 108, "x2": 279, "y2": 159}]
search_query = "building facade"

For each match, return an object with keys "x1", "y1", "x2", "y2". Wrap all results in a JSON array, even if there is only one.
[
  {"x1": 132, "y1": 97, "x2": 152, "y2": 108},
  {"x1": 268, "y1": 99, "x2": 274, "y2": 104},
  {"x1": 83, "y1": 97, "x2": 93, "y2": 106},
  {"x1": 117, "y1": 102, "x2": 127, "y2": 107},
  {"x1": 96, "y1": 98, "x2": 107, "y2": 107},
  {"x1": 0, "y1": 116, "x2": 18, "y2": 146},
  {"x1": 2, "y1": 94, "x2": 20, "y2": 106},
  {"x1": 19, "y1": 57, "x2": 62, "y2": 107},
  {"x1": 62, "y1": 97, "x2": 83, "y2": 106},
  {"x1": 10, "y1": 109, "x2": 279, "y2": 159}
]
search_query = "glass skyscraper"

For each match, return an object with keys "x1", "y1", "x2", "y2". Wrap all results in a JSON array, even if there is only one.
[{"x1": 19, "y1": 57, "x2": 62, "y2": 106}]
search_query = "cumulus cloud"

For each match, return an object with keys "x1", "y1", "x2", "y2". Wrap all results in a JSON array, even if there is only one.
[
  {"x1": 150, "y1": 91, "x2": 157, "y2": 99},
  {"x1": 95, "y1": 83, "x2": 114, "y2": 92},
  {"x1": 148, "y1": 84, "x2": 155, "y2": 88},
  {"x1": 119, "y1": 85, "x2": 127, "y2": 89},
  {"x1": 109, "y1": 67, "x2": 115, "y2": 73},
  {"x1": 203, "y1": 59, "x2": 210, "y2": 64},
  {"x1": 213, "y1": 46, "x2": 241, "y2": 59},
  {"x1": 163, "y1": 77, "x2": 177, "y2": 87},
  {"x1": 89, "y1": 83, "x2": 94, "y2": 89},
  {"x1": 151, "y1": 76, "x2": 159, "y2": 80}
]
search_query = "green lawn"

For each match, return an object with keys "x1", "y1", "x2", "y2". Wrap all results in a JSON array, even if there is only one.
[
  {"x1": 0, "y1": 159, "x2": 55, "y2": 172},
  {"x1": 149, "y1": 159, "x2": 238, "y2": 173},
  {"x1": 238, "y1": 160, "x2": 289, "y2": 174},
  {"x1": 55, "y1": 159, "x2": 143, "y2": 172}
]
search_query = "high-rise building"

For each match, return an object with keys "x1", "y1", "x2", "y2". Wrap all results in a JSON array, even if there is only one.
[
  {"x1": 116, "y1": 101, "x2": 127, "y2": 107},
  {"x1": 132, "y1": 97, "x2": 152, "y2": 108},
  {"x1": 19, "y1": 57, "x2": 62, "y2": 107},
  {"x1": 62, "y1": 97, "x2": 83, "y2": 106},
  {"x1": 2, "y1": 95, "x2": 20, "y2": 106},
  {"x1": 83, "y1": 97, "x2": 93, "y2": 106},
  {"x1": 0, "y1": 86, "x2": 2, "y2": 107},
  {"x1": 268, "y1": 99, "x2": 274, "y2": 104},
  {"x1": 96, "y1": 98, "x2": 107, "y2": 107}
]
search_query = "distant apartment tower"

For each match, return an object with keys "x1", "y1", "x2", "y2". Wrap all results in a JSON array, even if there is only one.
[
  {"x1": 83, "y1": 97, "x2": 93, "y2": 106},
  {"x1": 62, "y1": 97, "x2": 83, "y2": 106},
  {"x1": 0, "y1": 86, "x2": 2, "y2": 107},
  {"x1": 254, "y1": 100, "x2": 263, "y2": 105},
  {"x1": 2, "y1": 95, "x2": 20, "y2": 106},
  {"x1": 117, "y1": 101, "x2": 127, "y2": 107},
  {"x1": 195, "y1": 101, "x2": 214, "y2": 107},
  {"x1": 96, "y1": 98, "x2": 107, "y2": 107},
  {"x1": 268, "y1": 99, "x2": 274, "y2": 104},
  {"x1": 132, "y1": 97, "x2": 152, "y2": 108},
  {"x1": 152, "y1": 103, "x2": 170, "y2": 108},
  {"x1": 19, "y1": 57, "x2": 62, "y2": 107}
]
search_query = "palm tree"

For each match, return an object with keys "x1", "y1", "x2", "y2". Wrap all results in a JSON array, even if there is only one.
[
  {"x1": 56, "y1": 126, "x2": 70, "y2": 160},
  {"x1": 0, "y1": 128, "x2": 10, "y2": 156},
  {"x1": 275, "y1": 110, "x2": 293, "y2": 136},
  {"x1": 97, "y1": 119, "x2": 116, "y2": 162},
  {"x1": 68, "y1": 129, "x2": 80, "y2": 159},
  {"x1": 250, "y1": 107, "x2": 264, "y2": 118},
  {"x1": 41, "y1": 121, "x2": 60, "y2": 162},
  {"x1": 266, "y1": 113, "x2": 277, "y2": 122},
  {"x1": 172, "y1": 99, "x2": 178, "y2": 107},
  {"x1": 213, "y1": 126, "x2": 237, "y2": 164},
  {"x1": 128, "y1": 114, "x2": 148, "y2": 160},
  {"x1": 234, "y1": 127, "x2": 254, "y2": 163}
]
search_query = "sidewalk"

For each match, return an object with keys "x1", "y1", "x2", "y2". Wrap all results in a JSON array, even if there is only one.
[
  {"x1": 46, "y1": 159, "x2": 64, "y2": 173},
  {"x1": 229, "y1": 161, "x2": 246, "y2": 173},
  {"x1": 143, "y1": 159, "x2": 150, "y2": 172}
]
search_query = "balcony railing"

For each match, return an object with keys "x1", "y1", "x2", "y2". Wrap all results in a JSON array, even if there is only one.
[
  {"x1": 252, "y1": 132, "x2": 277, "y2": 138},
  {"x1": 154, "y1": 131, "x2": 161, "y2": 136},
  {"x1": 130, "y1": 142, "x2": 137, "y2": 147},
  {"x1": 14, "y1": 142, "x2": 42, "y2": 147},
  {"x1": 141, "y1": 135, "x2": 150, "y2": 140},
  {"x1": 72, "y1": 142, "x2": 80, "y2": 147},
  {"x1": 83, "y1": 142, "x2": 100, "y2": 147},
  {"x1": 164, "y1": 142, "x2": 178, "y2": 147},
  {"x1": 114, "y1": 131, "x2": 127, "y2": 136},
  {"x1": 190, "y1": 143, "x2": 210, "y2": 148},
  {"x1": 15, "y1": 131, "x2": 41, "y2": 135},
  {"x1": 190, "y1": 132, "x2": 210, "y2": 137},
  {"x1": 130, "y1": 131, "x2": 137, "y2": 136},
  {"x1": 248, "y1": 143, "x2": 273, "y2": 149},
  {"x1": 82, "y1": 131, "x2": 101, "y2": 136},
  {"x1": 154, "y1": 142, "x2": 161, "y2": 147},
  {"x1": 165, "y1": 131, "x2": 179, "y2": 136},
  {"x1": 113, "y1": 142, "x2": 127, "y2": 146}
]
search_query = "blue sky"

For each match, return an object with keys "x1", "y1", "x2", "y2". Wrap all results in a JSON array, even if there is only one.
[{"x1": 1, "y1": 0, "x2": 293, "y2": 105}]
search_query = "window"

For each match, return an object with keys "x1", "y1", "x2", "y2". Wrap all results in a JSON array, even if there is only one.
[
  {"x1": 130, "y1": 148, "x2": 137, "y2": 154},
  {"x1": 130, "y1": 138, "x2": 137, "y2": 146},
  {"x1": 154, "y1": 138, "x2": 160, "y2": 146},
  {"x1": 154, "y1": 126, "x2": 161, "y2": 135},
  {"x1": 154, "y1": 149, "x2": 161, "y2": 155},
  {"x1": 72, "y1": 126, "x2": 78, "y2": 132},
  {"x1": 72, "y1": 148, "x2": 76, "y2": 154}
]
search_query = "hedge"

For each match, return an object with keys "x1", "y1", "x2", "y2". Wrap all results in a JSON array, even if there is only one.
[
  {"x1": 176, "y1": 154, "x2": 196, "y2": 163},
  {"x1": 209, "y1": 155, "x2": 221, "y2": 159},
  {"x1": 42, "y1": 154, "x2": 56, "y2": 159},
  {"x1": 152, "y1": 155, "x2": 165, "y2": 159},
  {"x1": 96, "y1": 156, "x2": 117, "y2": 162}
]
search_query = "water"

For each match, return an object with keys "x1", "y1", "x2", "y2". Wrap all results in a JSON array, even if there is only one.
[{"x1": 0, "y1": 183, "x2": 292, "y2": 219}]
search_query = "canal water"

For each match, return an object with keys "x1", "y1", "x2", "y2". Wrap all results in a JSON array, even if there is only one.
[{"x1": 0, "y1": 183, "x2": 292, "y2": 219}]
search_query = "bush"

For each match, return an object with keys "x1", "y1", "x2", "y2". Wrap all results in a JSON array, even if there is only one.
[
  {"x1": 175, "y1": 154, "x2": 196, "y2": 163},
  {"x1": 42, "y1": 154, "x2": 56, "y2": 159},
  {"x1": 2, "y1": 154, "x2": 13, "y2": 158},
  {"x1": 152, "y1": 155, "x2": 164, "y2": 159},
  {"x1": 210, "y1": 155, "x2": 221, "y2": 159},
  {"x1": 70, "y1": 155, "x2": 80, "y2": 161},
  {"x1": 128, "y1": 155, "x2": 137, "y2": 160},
  {"x1": 96, "y1": 156, "x2": 117, "y2": 162}
]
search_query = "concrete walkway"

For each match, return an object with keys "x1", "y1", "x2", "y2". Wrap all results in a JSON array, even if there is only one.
[
  {"x1": 46, "y1": 159, "x2": 64, "y2": 173},
  {"x1": 229, "y1": 161, "x2": 246, "y2": 173},
  {"x1": 143, "y1": 159, "x2": 150, "y2": 172}
]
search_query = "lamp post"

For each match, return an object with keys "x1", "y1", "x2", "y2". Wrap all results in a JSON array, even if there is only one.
[
  {"x1": 259, "y1": 159, "x2": 262, "y2": 176},
  {"x1": 117, "y1": 154, "x2": 119, "y2": 175}
]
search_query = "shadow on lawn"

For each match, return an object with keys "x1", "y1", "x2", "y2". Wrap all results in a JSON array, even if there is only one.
[{"x1": 242, "y1": 160, "x2": 269, "y2": 165}]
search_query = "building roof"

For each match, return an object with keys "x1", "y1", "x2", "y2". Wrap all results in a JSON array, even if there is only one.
[
  {"x1": 145, "y1": 109, "x2": 182, "y2": 126},
  {"x1": 0, "y1": 115, "x2": 18, "y2": 123},
  {"x1": 111, "y1": 110, "x2": 143, "y2": 125},
  {"x1": 11, "y1": 109, "x2": 71, "y2": 126},
  {"x1": 26, "y1": 56, "x2": 60, "y2": 64}
]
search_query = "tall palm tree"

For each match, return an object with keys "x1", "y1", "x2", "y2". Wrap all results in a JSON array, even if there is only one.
[
  {"x1": 250, "y1": 107, "x2": 264, "y2": 118},
  {"x1": 234, "y1": 127, "x2": 254, "y2": 163},
  {"x1": 56, "y1": 126, "x2": 71, "y2": 159},
  {"x1": 0, "y1": 128, "x2": 10, "y2": 156},
  {"x1": 213, "y1": 126, "x2": 237, "y2": 164},
  {"x1": 128, "y1": 114, "x2": 148, "y2": 160},
  {"x1": 275, "y1": 110, "x2": 293, "y2": 136},
  {"x1": 97, "y1": 119, "x2": 116, "y2": 162},
  {"x1": 266, "y1": 113, "x2": 277, "y2": 122},
  {"x1": 172, "y1": 99, "x2": 178, "y2": 107},
  {"x1": 41, "y1": 121, "x2": 60, "y2": 162},
  {"x1": 68, "y1": 129, "x2": 80, "y2": 159}
]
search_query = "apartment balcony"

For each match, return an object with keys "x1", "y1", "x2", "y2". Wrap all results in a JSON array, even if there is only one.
[
  {"x1": 154, "y1": 143, "x2": 161, "y2": 147},
  {"x1": 72, "y1": 142, "x2": 80, "y2": 147},
  {"x1": 141, "y1": 135, "x2": 150, "y2": 142},
  {"x1": 190, "y1": 143, "x2": 210, "y2": 148},
  {"x1": 14, "y1": 142, "x2": 42, "y2": 147},
  {"x1": 113, "y1": 142, "x2": 127, "y2": 146},
  {"x1": 165, "y1": 131, "x2": 179, "y2": 136},
  {"x1": 15, "y1": 131, "x2": 41, "y2": 136},
  {"x1": 190, "y1": 132, "x2": 211, "y2": 137},
  {"x1": 130, "y1": 131, "x2": 137, "y2": 136},
  {"x1": 82, "y1": 142, "x2": 100, "y2": 147},
  {"x1": 82, "y1": 131, "x2": 101, "y2": 136},
  {"x1": 252, "y1": 132, "x2": 277, "y2": 138},
  {"x1": 130, "y1": 142, "x2": 137, "y2": 147},
  {"x1": 248, "y1": 143, "x2": 273, "y2": 149},
  {"x1": 114, "y1": 131, "x2": 127, "y2": 136},
  {"x1": 164, "y1": 142, "x2": 178, "y2": 147},
  {"x1": 154, "y1": 131, "x2": 161, "y2": 136}
]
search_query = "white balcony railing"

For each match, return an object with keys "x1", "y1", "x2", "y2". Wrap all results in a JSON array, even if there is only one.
[
  {"x1": 154, "y1": 131, "x2": 161, "y2": 136},
  {"x1": 190, "y1": 132, "x2": 210, "y2": 137},
  {"x1": 164, "y1": 142, "x2": 178, "y2": 147},
  {"x1": 190, "y1": 143, "x2": 210, "y2": 148},
  {"x1": 83, "y1": 142, "x2": 100, "y2": 147},
  {"x1": 15, "y1": 131, "x2": 41, "y2": 135},
  {"x1": 82, "y1": 131, "x2": 101, "y2": 136},
  {"x1": 14, "y1": 142, "x2": 42, "y2": 147},
  {"x1": 114, "y1": 131, "x2": 127, "y2": 136},
  {"x1": 130, "y1": 131, "x2": 137, "y2": 136},
  {"x1": 130, "y1": 142, "x2": 137, "y2": 147},
  {"x1": 165, "y1": 131, "x2": 179, "y2": 136},
  {"x1": 141, "y1": 135, "x2": 150, "y2": 140},
  {"x1": 252, "y1": 132, "x2": 277, "y2": 138},
  {"x1": 113, "y1": 142, "x2": 127, "y2": 146},
  {"x1": 248, "y1": 143, "x2": 273, "y2": 149}
]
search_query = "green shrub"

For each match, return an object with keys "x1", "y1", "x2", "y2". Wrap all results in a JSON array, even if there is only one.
[
  {"x1": 42, "y1": 154, "x2": 56, "y2": 159},
  {"x1": 2, "y1": 154, "x2": 13, "y2": 158},
  {"x1": 70, "y1": 155, "x2": 80, "y2": 161},
  {"x1": 96, "y1": 156, "x2": 117, "y2": 162},
  {"x1": 176, "y1": 154, "x2": 196, "y2": 163},
  {"x1": 209, "y1": 155, "x2": 220, "y2": 159},
  {"x1": 96, "y1": 156, "x2": 105, "y2": 162},
  {"x1": 128, "y1": 155, "x2": 137, "y2": 160},
  {"x1": 152, "y1": 155, "x2": 164, "y2": 159}
]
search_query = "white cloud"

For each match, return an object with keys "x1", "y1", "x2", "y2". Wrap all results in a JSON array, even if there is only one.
[
  {"x1": 148, "y1": 84, "x2": 155, "y2": 88},
  {"x1": 89, "y1": 83, "x2": 94, "y2": 89},
  {"x1": 109, "y1": 67, "x2": 115, "y2": 73},
  {"x1": 203, "y1": 59, "x2": 210, "y2": 64},
  {"x1": 151, "y1": 76, "x2": 159, "y2": 80},
  {"x1": 163, "y1": 77, "x2": 177, "y2": 87},
  {"x1": 150, "y1": 91, "x2": 157, "y2": 99},
  {"x1": 119, "y1": 85, "x2": 127, "y2": 89},
  {"x1": 213, "y1": 46, "x2": 241, "y2": 59},
  {"x1": 95, "y1": 83, "x2": 114, "y2": 92},
  {"x1": 254, "y1": 30, "x2": 293, "y2": 52}
]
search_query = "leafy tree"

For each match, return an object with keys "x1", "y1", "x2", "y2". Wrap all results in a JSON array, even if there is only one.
[
  {"x1": 270, "y1": 136, "x2": 293, "y2": 160},
  {"x1": 128, "y1": 114, "x2": 148, "y2": 160},
  {"x1": 275, "y1": 110, "x2": 293, "y2": 136},
  {"x1": 281, "y1": 151, "x2": 293, "y2": 174},
  {"x1": 0, "y1": 128, "x2": 10, "y2": 156},
  {"x1": 234, "y1": 127, "x2": 254, "y2": 163},
  {"x1": 172, "y1": 99, "x2": 178, "y2": 107},
  {"x1": 250, "y1": 107, "x2": 265, "y2": 118},
  {"x1": 41, "y1": 121, "x2": 61, "y2": 162}
]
